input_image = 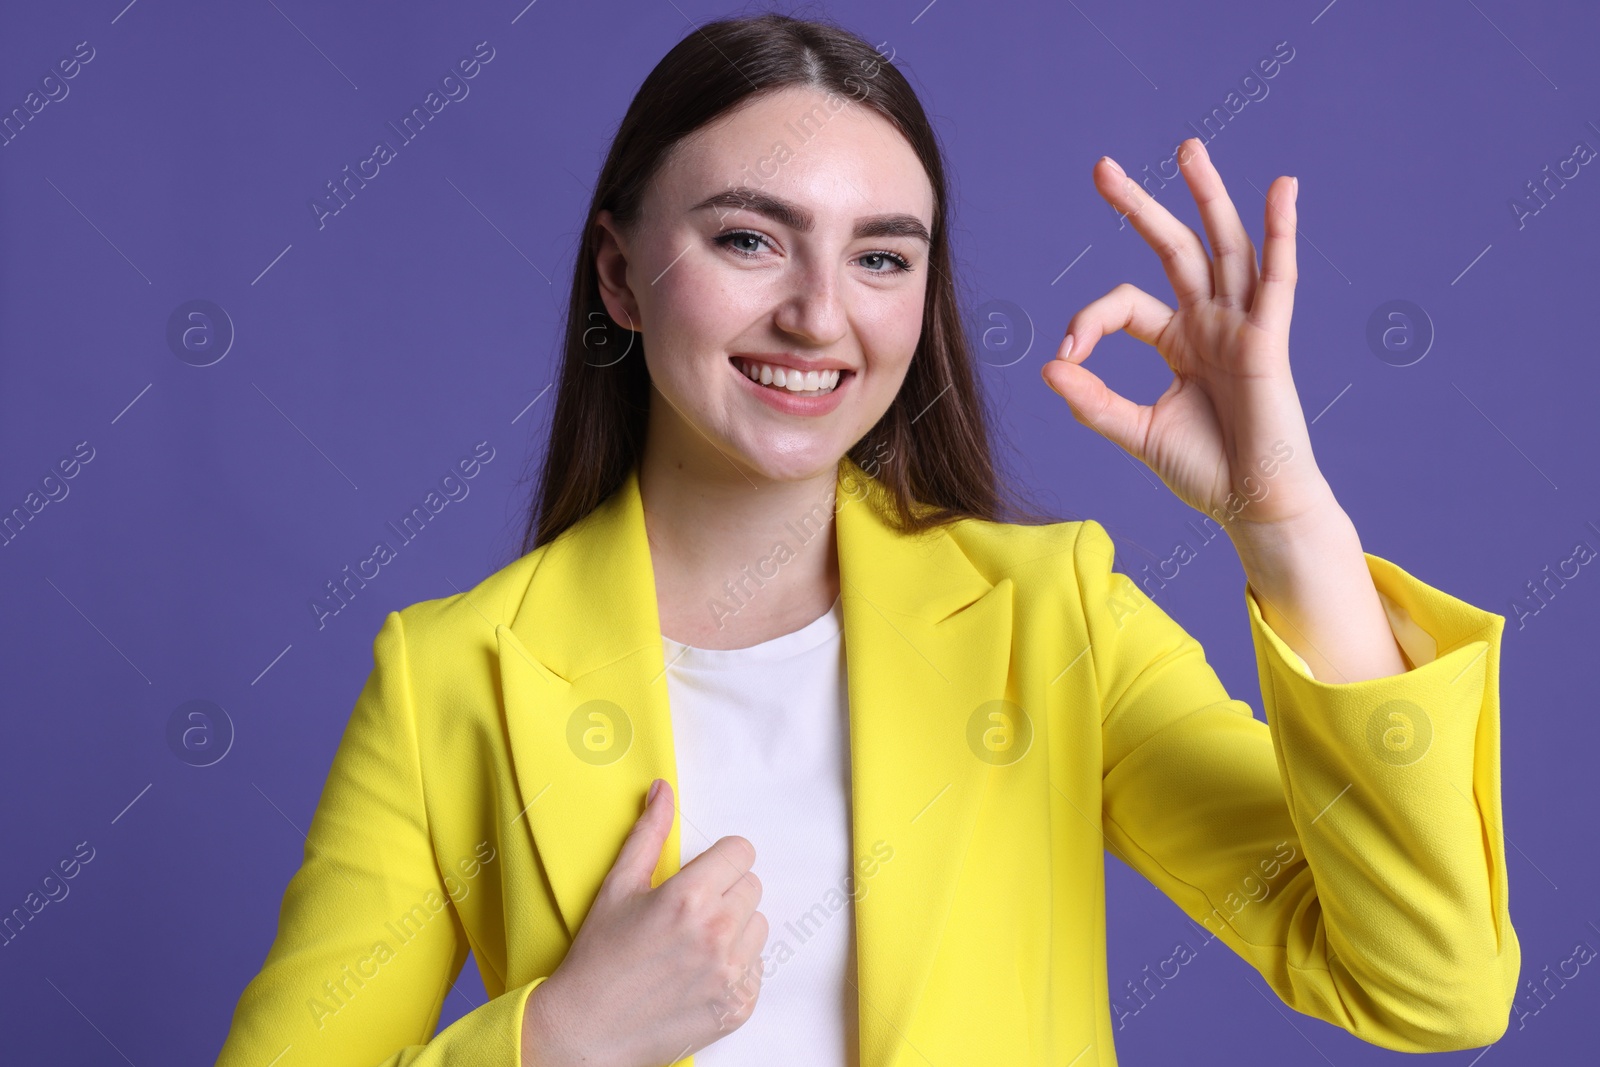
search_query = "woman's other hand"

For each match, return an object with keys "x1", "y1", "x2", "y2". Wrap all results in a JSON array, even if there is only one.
[{"x1": 523, "y1": 779, "x2": 768, "y2": 1067}]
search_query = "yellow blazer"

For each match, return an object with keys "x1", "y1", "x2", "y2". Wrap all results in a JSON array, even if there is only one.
[{"x1": 216, "y1": 455, "x2": 1519, "y2": 1066}]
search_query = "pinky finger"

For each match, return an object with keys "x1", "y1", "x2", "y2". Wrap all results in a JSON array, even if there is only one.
[{"x1": 1251, "y1": 176, "x2": 1298, "y2": 333}]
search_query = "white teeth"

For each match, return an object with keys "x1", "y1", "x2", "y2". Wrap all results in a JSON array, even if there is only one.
[{"x1": 737, "y1": 358, "x2": 842, "y2": 395}]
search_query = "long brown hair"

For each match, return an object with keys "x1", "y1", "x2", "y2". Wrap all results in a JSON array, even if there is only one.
[{"x1": 515, "y1": 10, "x2": 1058, "y2": 559}]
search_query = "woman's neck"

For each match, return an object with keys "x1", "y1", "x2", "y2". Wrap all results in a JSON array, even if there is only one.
[{"x1": 638, "y1": 449, "x2": 842, "y2": 650}]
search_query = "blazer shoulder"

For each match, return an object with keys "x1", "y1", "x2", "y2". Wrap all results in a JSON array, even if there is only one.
[
  {"x1": 388, "y1": 544, "x2": 550, "y2": 657},
  {"x1": 943, "y1": 514, "x2": 1108, "y2": 589}
]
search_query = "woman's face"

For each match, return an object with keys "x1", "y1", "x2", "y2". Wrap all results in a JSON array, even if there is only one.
[{"x1": 595, "y1": 85, "x2": 935, "y2": 485}]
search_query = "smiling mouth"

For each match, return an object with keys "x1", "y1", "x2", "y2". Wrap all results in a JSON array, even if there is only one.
[{"x1": 731, "y1": 355, "x2": 852, "y2": 397}]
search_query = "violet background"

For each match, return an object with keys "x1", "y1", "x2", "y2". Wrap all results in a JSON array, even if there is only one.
[{"x1": 2, "y1": 0, "x2": 1596, "y2": 1063}]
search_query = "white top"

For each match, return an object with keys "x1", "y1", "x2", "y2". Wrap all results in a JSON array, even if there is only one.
[{"x1": 662, "y1": 593, "x2": 859, "y2": 1066}]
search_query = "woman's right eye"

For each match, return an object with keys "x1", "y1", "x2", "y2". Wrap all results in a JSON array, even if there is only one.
[{"x1": 713, "y1": 230, "x2": 772, "y2": 258}]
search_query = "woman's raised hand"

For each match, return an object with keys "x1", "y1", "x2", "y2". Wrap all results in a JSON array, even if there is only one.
[
  {"x1": 523, "y1": 779, "x2": 768, "y2": 1067},
  {"x1": 1042, "y1": 138, "x2": 1335, "y2": 529}
]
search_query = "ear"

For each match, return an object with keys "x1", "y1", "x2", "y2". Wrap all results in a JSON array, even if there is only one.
[{"x1": 593, "y1": 209, "x2": 641, "y2": 332}]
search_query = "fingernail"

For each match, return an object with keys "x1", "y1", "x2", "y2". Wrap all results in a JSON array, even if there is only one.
[
  {"x1": 647, "y1": 779, "x2": 662, "y2": 805},
  {"x1": 1062, "y1": 333, "x2": 1076, "y2": 360},
  {"x1": 1101, "y1": 156, "x2": 1124, "y2": 177},
  {"x1": 1291, "y1": 176, "x2": 1299, "y2": 197}
]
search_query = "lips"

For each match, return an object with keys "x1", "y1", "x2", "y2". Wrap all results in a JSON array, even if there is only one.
[
  {"x1": 729, "y1": 355, "x2": 853, "y2": 415},
  {"x1": 732, "y1": 355, "x2": 844, "y2": 394}
]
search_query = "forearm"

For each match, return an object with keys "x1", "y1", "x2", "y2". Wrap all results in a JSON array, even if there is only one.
[{"x1": 1227, "y1": 503, "x2": 1408, "y2": 684}]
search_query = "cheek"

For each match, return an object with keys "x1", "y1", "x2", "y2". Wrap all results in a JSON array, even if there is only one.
[
  {"x1": 859, "y1": 292, "x2": 925, "y2": 372},
  {"x1": 648, "y1": 259, "x2": 755, "y2": 345}
]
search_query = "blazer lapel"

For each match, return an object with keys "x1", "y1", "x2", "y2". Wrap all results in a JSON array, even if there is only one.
[{"x1": 494, "y1": 455, "x2": 1014, "y2": 1067}]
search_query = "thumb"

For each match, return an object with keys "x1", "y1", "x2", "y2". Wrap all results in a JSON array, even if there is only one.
[
  {"x1": 1041, "y1": 354, "x2": 1145, "y2": 458},
  {"x1": 606, "y1": 777, "x2": 674, "y2": 895}
]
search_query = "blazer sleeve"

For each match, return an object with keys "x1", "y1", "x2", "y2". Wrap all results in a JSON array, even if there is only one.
[
  {"x1": 1077, "y1": 518, "x2": 1520, "y2": 1052},
  {"x1": 214, "y1": 610, "x2": 550, "y2": 1066}
]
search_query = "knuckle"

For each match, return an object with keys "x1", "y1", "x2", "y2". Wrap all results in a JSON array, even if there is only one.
[
  {"x1": 664, "y1": 880, "x2": 705, "y2": 922},
  {"x1": 720, "y1": 957, "x2": 757, "y2": 991},
  {"x1": 718, "y1": 990, "x2": 756, "y2": 1029},
  {"x1": 708, "y1": 979, "x2": 755, "y2": 1032},
  {"x1": 699, "y1": 907, "x2": 738, "y2": 949},
  {"x1": 714, "y1": 961, "x2": 761, "y2": 1019}
]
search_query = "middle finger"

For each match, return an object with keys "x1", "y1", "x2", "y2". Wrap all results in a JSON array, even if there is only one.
[{"x1": 1175, "y1": 137, "x2": 1258, "y2": 307}]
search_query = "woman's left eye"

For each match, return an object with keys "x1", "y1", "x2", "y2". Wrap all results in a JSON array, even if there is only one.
[
  {"x1": 712, "y1": 230, "x2": 913, "y2": 274},
  {"x1": 857, "y1": 250, "x2": 913, "y2": 274}
]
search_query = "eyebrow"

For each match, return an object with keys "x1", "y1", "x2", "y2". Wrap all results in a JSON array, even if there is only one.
[{"x1": 692, "y1": 188, "x2": 932, "y2": 244}]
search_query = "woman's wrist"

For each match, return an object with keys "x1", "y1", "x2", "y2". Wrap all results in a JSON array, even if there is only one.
[{"x1": 522, "y1": 976, "x2": 580, "y2": 1067}]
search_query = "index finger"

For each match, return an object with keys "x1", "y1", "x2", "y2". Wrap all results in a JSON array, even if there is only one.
[
  {"x1": 1096, "y1": 155, "x2": 1212, "y2": 309},
  {"x1": 677, "y1": 834, "x2": 758, "y2": 895}
]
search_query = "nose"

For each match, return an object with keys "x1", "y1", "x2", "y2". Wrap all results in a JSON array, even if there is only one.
[{"x1": 771, "y1": 263, "x2": 848, "y2": 347}]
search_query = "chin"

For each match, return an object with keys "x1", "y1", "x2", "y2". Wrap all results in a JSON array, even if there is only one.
[{"x1": 729, "y1": 446, "x2": 849, "y2": 486}]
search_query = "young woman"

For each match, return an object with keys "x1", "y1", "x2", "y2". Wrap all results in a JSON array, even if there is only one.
[{"x1": 216, "y1": 13, "x2": 1519, "y2": 1067}]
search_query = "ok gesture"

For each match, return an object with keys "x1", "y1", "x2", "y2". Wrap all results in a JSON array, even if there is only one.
[{"x1": 1043, "y1": 137, "x2": 1334, "y2": 529}]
